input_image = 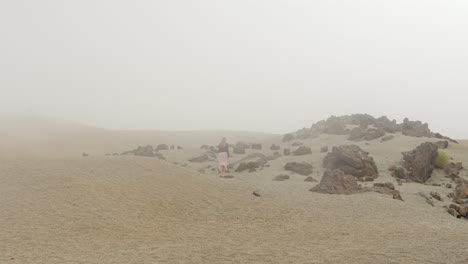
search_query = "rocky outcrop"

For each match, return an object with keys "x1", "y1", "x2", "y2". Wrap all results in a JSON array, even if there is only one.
[
  {"x1": 293, "y1": 146, "x2": 312, "y2": 156},
  {"x1": 284, "y1": 162, "x2": 313, "y2": 176},
  {"x1": 323, "y1": 145, "x2": 378, "y2": 181},
  {"x1": 310, "y1": 170, "x2": 363, "y2": 195},
  {"x1": 400, "y1": 118, "x2": 432, "y2": 138},
  {"x1": 445, "y1": 162, "x2": 464, "y2": 179},
  {"x1": 401, "y1": 142, "x2": 438, "y2": 183}
]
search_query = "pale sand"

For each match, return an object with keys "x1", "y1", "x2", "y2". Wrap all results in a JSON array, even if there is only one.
[{"x1": 1, "y1": 118, "x2": 468, "y2": 263}]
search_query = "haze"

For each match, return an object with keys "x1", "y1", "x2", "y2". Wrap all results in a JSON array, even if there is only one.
[{"x1": 1, "y1": 0, "x2": 467, "y2": 138}]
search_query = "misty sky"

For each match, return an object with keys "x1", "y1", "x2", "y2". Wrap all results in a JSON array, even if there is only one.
[{"x1": 1, "y1": 0, "x2": 467, "y2": 138}]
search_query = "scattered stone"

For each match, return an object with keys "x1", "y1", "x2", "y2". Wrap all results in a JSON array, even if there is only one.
[
  {"x1": 292, "y1": 142, "x2": 304, "y2": 146},
  {"x1": 82, "y1": 152, "x2": 89, "y2": 157},
  {"x1": 177, "y1": 146, "x2": 183, "y2": 150},
  {"x1": 389, "y1": 166, "x2": 408, "y2": 181},
  {"x1": 430, "y1": 192, "x2": 443, "y2": 201},
  {"x1": 373, "y1": 182, "x2": 395, "y2": 190},
  {"x1": 270, "y1": 144, "x2": 281, "y2": 151},
  {"x1": 446, "y1": 183, "x2": 452, "y2": 189},
  {"x1": 448, "y1": 208, "x2": 461, "y2": 218},
  {"x1": 381, "y1": 135, "x2": 395, "y2": 142},
  {"x1": 393, "y1": 192, "x2": 404, "y2": 201},
  {"x1": 283, "y1": 148, "x2": 291, "y2": 156},
  {"x1": 274, "y1": 175, "x2": 290, "y2": 181},
  {"x1": 284, "y1": 162, "x2": 313, "y2": 176},
  {"x1": 418, "y1": 192, "x2": 435, "y2": 207},
  {"x1": 323, "y1": 145, "x2": 378, "y2": 181},
  {"x1": 293, "y1": 146, "x2": 312, "y2": 156},
  {"x1": 283, "y1": 133, "x2": 295, "y2": 142},
  {"x1": 401, "y1": 142, "x2": 438, "y2": 183},
  {"x1": 253, "y1": 191, "x2": 261, "y2": 197},
  {"x1": 444, "y1": 162, "x2": 464, "y2": 179},
  {"x1": 320, "y1": 146, "x2": 329, "y2": 153},
  {"x1": 401, "y1": 118, "x2": 432, "y2": 138},
  {"x1": 310, "y1": 170, "x2": 363, "y2": 195},
  {"x1": 453, "y1": 179, "x2": 468, "y2": 204},
  {"x1": 304, "y1": 176, "x2": 317, "y2": 182}
]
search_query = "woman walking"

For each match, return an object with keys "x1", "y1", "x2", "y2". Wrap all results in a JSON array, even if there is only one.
[{"x1": 217, "y1": 137, "x2": 230, "y2": 177}]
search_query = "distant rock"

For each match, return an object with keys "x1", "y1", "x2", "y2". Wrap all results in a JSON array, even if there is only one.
[
  {"x1": 323, "y1": 145, "x2": 378, "y2": 181},
  {"x1": 292, "y1": 142, "x2": 304, "y2": 147},
  {"x1": 310, "y1": 169, "x2": 363, "y2": 195},
  {"x1": 453, "y1": 179, "x2": 468, "y2": 204},
  {"x1": 134, "y1": 145, "x2": 155, "y2": 157},
  {"x1": 434, "y1": 140, "x2": 449, "y2": 149},
  {"x1": 282, "y1": 133, "x2": 295, "y2": 142},
  {"x1": 284, "y1": 162, "x2": 313, "y2": 176},
  {"x1": 270, "y1": 144, "x2": 281, "y2": 151},
  {"x1": 170, "y1": 145, "x2": 175, "y2": 150},
  {"x1": 401, "y1": 142, "x2": 438, "y2": 183},
  {"x1": 156, "y1": 144, "x2": 169, "y2": 151},
  {"x1": 348, "y1": 126, "x2": 385, "y2": 141},
  {"x1": 444, "y1": 162, "x2": 463, "y2": 179},
  {"x1": 320, "y1": 146, "x2": 329, "y2": 153},
  {"x1": 251, "y1": 143, "x2": 262, "y2": 150},
  {"x1": 283, "y1": 148, "x2": 291, "y2": 156},
  {"x1": 177, "y1": 146, "x2": 183, "y2": 150},
  {"x1": 273, "y1": 175, "x2": 290, "y2": 181},
  {"x1": 293, "y1": 146, "x2": 312, "y2": 156},
  {"x1": 189, "y1": 154, "x2": 213, "y2": 163},
  {"x1": 82, "y1": 152, "x2": 89, "y2": 157}
]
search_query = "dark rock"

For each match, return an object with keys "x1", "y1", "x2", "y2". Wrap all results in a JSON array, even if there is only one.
[
  {"x1": 177, "y1": 146, "x2": 183, "y2": 150},
  {"x1": 323, "y1": 145, "x2": 379, "y2": 181},
  {"x1": 82, "y1": 152, "x2": 89, "y2": 157},
  {"x1": 393, "y1": 192, "x2": 404, "y2": 201},
  {"x1": 274, "y1": 175, "x2": 290, "y2": 181},
  {"x1": 448, "y1": 208, "x2": 461, "y2": 218},
  {"x1": 310, "y1": 170, "x2": 363, "y2": 195},
  {"x1": 349, "y1": 126, "x2": 385, "y2": 141},
  {"x1": 430, "y1": 192, "x2": 443, "y2": 201},
  {"x1": 320, "y1": 146, "x2": 329, "y2": 153},
  {"x1": 374, "y1": 182, "x2": 395, "y2": 190},
  {"x1": 444, "y1": 162, "x2": 464, "y2": 179},
  {"x1": 200, "y1": 145, "x2": 209, "y2": 150},
  {"x1": 284, "y1": 162, "x2": 313, "y2": 176},
  {"x1": 292, "y1": 142, "x2": 304, "y2": 147},
  {"x1": 253, "y1": 191, "x2": 261, "y2": 197},
  {"x1": 453, "y1": 179, "x2": 468, "y2": 203},
  {"x1": 446, "y1": 183, "x2": 452, "y2": 189},
  {"x1": 293, "y1": 146, "x2": 312, "y2": 156},
  {"x1": 283, "y1": 148, "x2": 291, "y2": 156},
  {"x1": 389, "y1": 166, "x2": 409, "y2": 181},
  {"x1": 401, "y1": 142, "x2": 438, "y2": 183},
  {"x1": 400, "y1": 118, "x2": 432, "y2": 138}
]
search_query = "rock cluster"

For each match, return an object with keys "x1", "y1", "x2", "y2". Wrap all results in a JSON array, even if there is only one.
[
  {"x1": 282, "y1": 114, "x2": 457, "y2": 143},
  {"x1": 323, "y1": 145, "x2": 378, "y2": 181}
]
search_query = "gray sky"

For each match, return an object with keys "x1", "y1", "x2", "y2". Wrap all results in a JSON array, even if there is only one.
[{"x1": 1, "y1": 0, "x2": 467, "y2": 138}]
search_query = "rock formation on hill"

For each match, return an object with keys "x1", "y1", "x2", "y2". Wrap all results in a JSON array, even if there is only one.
[{"x1": 283, "y1": 114, "x2": 457, "y2": 143}]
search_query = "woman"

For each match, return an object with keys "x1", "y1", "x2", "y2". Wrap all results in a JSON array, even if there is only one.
[{"x1": 217, "y1": 137, "x2": 230, "y2": 177}]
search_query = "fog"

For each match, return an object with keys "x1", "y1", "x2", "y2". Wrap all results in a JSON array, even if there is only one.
[{"x1": 1, "y1": 0, "x2": 467, "y2": 138}]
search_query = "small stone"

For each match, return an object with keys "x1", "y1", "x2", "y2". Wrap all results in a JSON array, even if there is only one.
[
  {"x1": 393, "y1": 192, "x2": 404, "y2": 201},
  {"x1": 273, "y1": 175, "x2": 290, "y2": 181},
  {"x1": 253, "y1": 191, "x2": 261, "y2": 197}
]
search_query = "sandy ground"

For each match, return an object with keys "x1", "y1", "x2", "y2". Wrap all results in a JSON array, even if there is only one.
[{"x1": 1, "y1": 118, "x2": 468, "y2": 263}]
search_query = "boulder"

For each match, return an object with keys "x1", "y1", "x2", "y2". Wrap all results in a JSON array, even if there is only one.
[
  {"x1": 373, "y1": 182, "x2": 395, "y2": 190},
  {"x1": 82, "y1": 152, "x2": 89, "y2": 157},
  {"x1": 323, "y1": 145, "x2": 378, "y2": 181},
  {"x1": 156, "y1": 144, "x2": 169, "y2": 151},
  {"x1": 270, "y1": 144, "x2": 281, "y2": 151},
  {"x1": 283, "y1": 148, "x2": 291, "y2": 156},
  {"x1": 444, "y1": 162, "x2": 463, "y2": 178},
  {"x1": 293, "y1": 146, "x2": 312, "y2": 156},
  {"x1": 304, "y1": 176, "x2": 317, "y2": 182},
  {"x1": 284, "y1": 162, "x2": 313, "y2": 176},
  {"x1": 389, "y1": 166, "x2": 409, "y2": 181},
  {"x1": 320, "y1": 146, "x2": 329, "y2": 153},
  {"x1": 401, "y1": 142, "x2": 438, "y2": 183},
  {"x1": 256, "y1": 153, "x2": 282, "y2": 166},
  {"x1": 310, "y1": 170, "x2": 363, "y2": 195},
  {"x1": 273, "y1": 175, "x2": 290, "y2": 181}
]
